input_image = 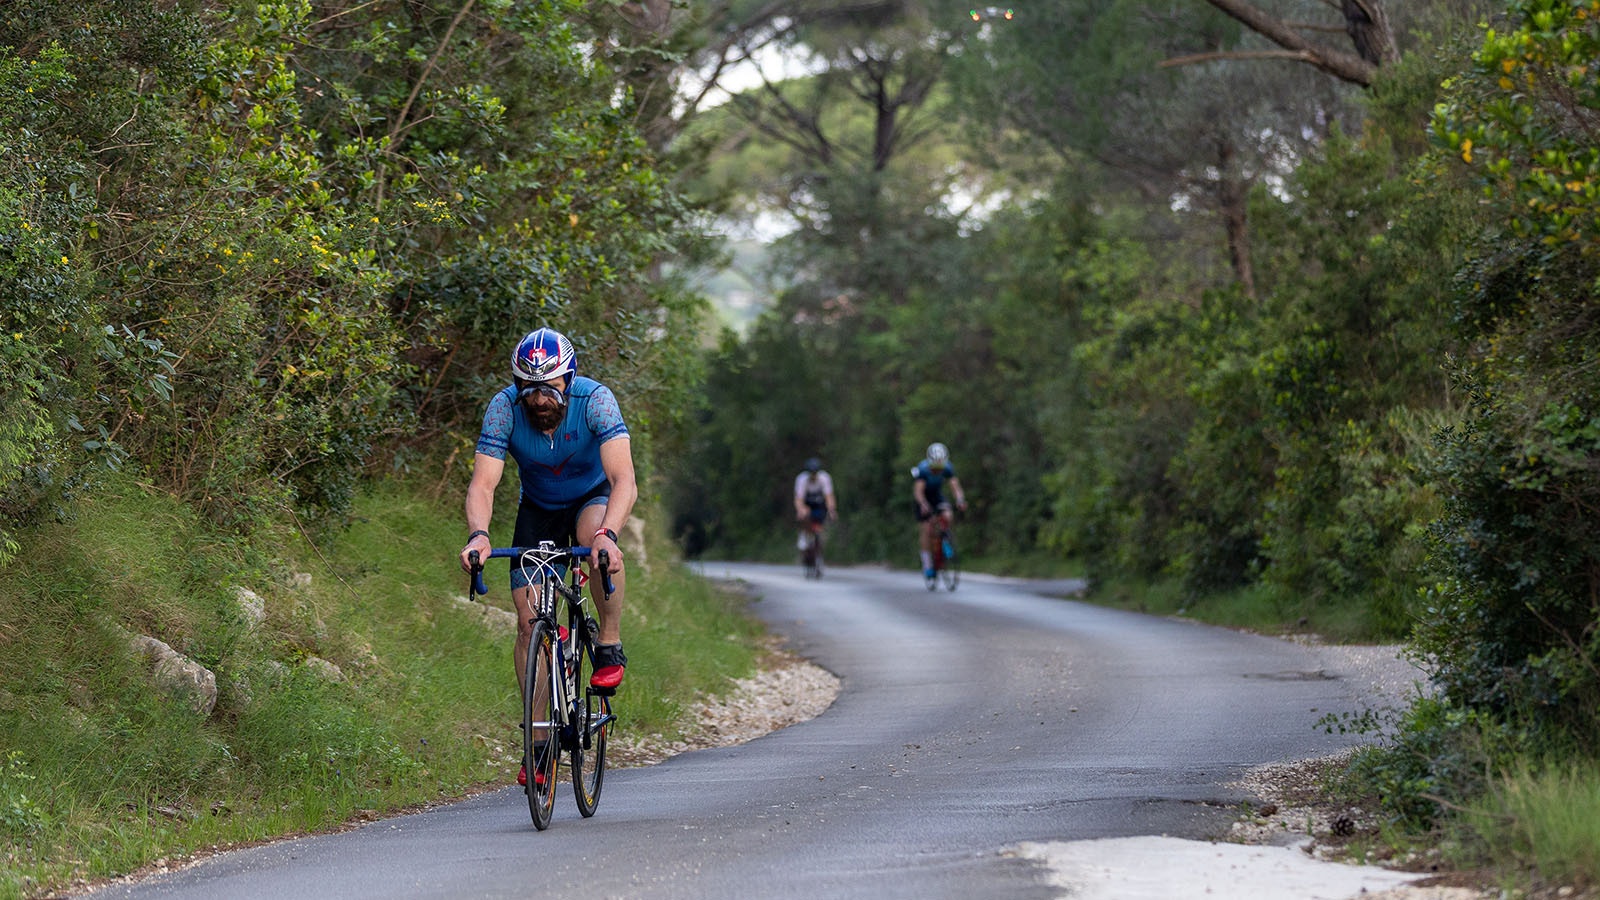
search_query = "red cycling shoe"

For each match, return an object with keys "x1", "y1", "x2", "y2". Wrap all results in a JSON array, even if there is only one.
[{"x1": 590, "y1": 643, "x2": 627, "y2": 690}]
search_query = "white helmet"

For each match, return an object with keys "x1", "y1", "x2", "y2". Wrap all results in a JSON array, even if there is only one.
[{"x1": 926, "y1": 442, "x2": 949, "y2": 464}]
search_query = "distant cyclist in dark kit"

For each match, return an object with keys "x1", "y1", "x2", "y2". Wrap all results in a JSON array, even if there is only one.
[
  {"x1": 458, "y1": 327, "x2": 637, "y2": 788},
  {"x1": 911, "y1": 442, "x2": 966, "y2": 585}
]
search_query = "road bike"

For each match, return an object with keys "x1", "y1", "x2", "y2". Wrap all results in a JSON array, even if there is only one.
[
  {"x1": 470, "y1": 543, "x2": 616, "y2": 831},
  {"x1": 797, "y1": 518, "x2": 825, "y2": 579},
  {"x1": 926, "y1": 510, "x2": 959, "y2": 592}
]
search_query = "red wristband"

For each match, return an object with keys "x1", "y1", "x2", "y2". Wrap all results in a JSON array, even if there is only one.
[{"x1": 593, "y1": 527, "x2": 618, "y2": 544}]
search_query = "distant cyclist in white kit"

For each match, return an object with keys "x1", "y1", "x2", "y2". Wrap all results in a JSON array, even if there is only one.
[{"x1": 794, "y1": 457, "x2": 837, "y2": 574}]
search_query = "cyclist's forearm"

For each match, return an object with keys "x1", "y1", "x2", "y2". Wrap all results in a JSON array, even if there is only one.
[
  {"x1": 464, "y1": 453, "x2": 504, "y2": 541},
  {"x1": 599, "y1": 474, "x2": 637, "y2": 535},
  {"x1": 465, "y1": 482, "x2": 495, "y2": 537}
]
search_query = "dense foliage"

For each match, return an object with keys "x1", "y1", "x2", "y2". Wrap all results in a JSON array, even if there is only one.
[
  {"x1": 667, "y1": 0, "x2": 1600, "y2": 831},
  {"x1": 4, "y1": 0, "x2": 1600, "y2": 860},
  {"x1": 1380, "y1": 0, "x2": 1600, "y2": 822},
  {"x1": 0, "y1": 0, "x2": 707, "y2": 562}
]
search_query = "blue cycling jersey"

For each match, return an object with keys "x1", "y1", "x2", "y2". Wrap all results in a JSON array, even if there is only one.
[
  {"x1": 912, "y1": 458, "x2": 957, "y2": 504},
  {"x1": 475, "y1": 376, "x2": 629, "y2": 509}
]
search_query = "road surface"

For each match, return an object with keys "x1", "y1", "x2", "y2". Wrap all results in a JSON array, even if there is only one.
[{"x1": 90, "y1": 564, "x2": 1425, "y2": 900}]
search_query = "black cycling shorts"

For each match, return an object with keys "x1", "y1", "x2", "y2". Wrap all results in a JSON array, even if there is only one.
[{"x1": 509, "y1": 482, "x2": 610, "y2": 589}]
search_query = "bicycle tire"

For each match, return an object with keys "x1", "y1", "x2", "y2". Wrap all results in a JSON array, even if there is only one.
[
  {"x1": 571, "y1": 619, "x2": 609, "y2": 817},
  {"x1": 940, "y1": 559, "x2": 959, "y2": 591},
  {"x1": 939, "y1": 532, "x2": 959, "y2": 591},
  {"x1": 524, "y1": 618, "x2": 559, "y2": 830}
]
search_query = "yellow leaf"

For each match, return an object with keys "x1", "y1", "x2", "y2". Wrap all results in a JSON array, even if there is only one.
[
  {"x1": 1461, "y1": 139, "x2": 1474, "y2": 163},
  {"x1": 569, "y1": 213, "x2": 580, "y2": 227}
]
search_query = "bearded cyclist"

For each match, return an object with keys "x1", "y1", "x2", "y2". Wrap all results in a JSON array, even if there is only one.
[
  {"x1": 911, "y1": 442, "x2": 966, "y2": 584},
  {"x1": 457, "y1": 327, "x2": 637, "y2": 790}
]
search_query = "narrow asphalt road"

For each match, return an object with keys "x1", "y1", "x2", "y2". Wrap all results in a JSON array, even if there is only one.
[{"x1": 90, "y1": 563, "x2": 1406, "y2": 900}]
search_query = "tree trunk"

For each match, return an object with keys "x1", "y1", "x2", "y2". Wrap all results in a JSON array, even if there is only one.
[
  {"x1": 1340, "y1": 0, "x2": 1400, "y2": 66},
  {"x1": 1215, "y1": 138, "x2": 1258, "y2": 301}
]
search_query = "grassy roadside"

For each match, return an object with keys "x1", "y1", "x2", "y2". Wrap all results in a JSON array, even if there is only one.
[
  {"x1": 0, "y1": 475, "x2": 763, "y2": 899},
  {"x1": 1082, "y1": 574, "x2": 1406, "y2": 643}
]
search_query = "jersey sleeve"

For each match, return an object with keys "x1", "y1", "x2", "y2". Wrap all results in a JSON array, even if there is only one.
[
  {"x1": 585, "y1": 383, "x2": 630, "y2": 442},
  {"x1": 474, "y1": 389, "x2": 515, "y2": 459}
]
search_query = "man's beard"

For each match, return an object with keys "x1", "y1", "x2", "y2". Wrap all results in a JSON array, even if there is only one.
[{"x1": 526, "y1": 399, "x2": 566, "y2": 431}]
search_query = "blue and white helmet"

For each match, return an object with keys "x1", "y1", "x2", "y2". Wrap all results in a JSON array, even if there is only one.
[
  {"x1": 926, "y1": 442, "x2": 949, "y2": 465},
  {"x1": 511, "y1": 328, "x2": 577, "y2": 385}
]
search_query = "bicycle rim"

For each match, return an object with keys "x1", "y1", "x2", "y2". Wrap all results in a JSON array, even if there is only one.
[
  {"x1": 524, "y1": 620, "x2": 559, "y2": 830},
  {"x1": 940, "y1": 562, "x2": 959, "y2": 591}
]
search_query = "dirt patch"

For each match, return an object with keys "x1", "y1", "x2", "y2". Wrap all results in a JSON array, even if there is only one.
[{"x1": 609, "y1": 642, "x2": 841, "y2": 767}]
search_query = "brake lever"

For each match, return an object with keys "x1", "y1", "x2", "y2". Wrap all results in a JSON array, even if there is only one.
[
  {"x1": 596, "y1": 549, "x2": 615, "y2": 596},
  {"x1": 468, "y1": 549, "x2": 487, "y2": 597}
]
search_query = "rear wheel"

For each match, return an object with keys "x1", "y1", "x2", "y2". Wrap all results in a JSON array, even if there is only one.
[
  {"x1": 572, "y1": 696, "x2": 610, "y2": 817},
  {"x1": 572, "y1": 662, "x2": 609, "y2": 816},
  {"x1": 524, "y1": 619, "x2": 559, "y2": 830},
  {"x1": 571, "y1": 617, "x2": 609, "y2": 817}
]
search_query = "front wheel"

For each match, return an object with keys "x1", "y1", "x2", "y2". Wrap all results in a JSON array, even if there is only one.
[
  {"x1": 939, "y1": 559, "x2": 959, "y2": 591},
  {"x1": 524, "y1": 620, "x2": 559, "y2": 830},
  {"x1": 806, "y1": 534, "x2": 824, "y2": 579},
  {"x1": 938, "y1": 532, "x2": 959, "y2": 591}
]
